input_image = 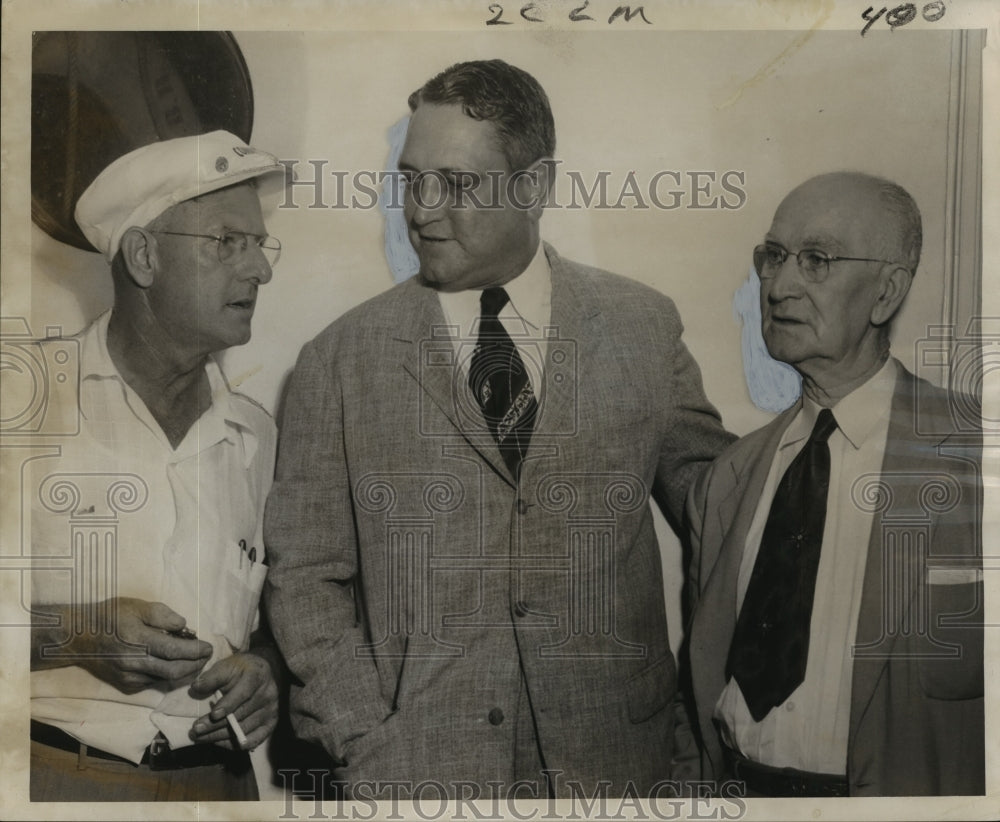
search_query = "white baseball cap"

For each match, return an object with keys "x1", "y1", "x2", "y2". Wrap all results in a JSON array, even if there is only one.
[{"x1": 75, "y1": 130, "x2": 285, "y2": 261}]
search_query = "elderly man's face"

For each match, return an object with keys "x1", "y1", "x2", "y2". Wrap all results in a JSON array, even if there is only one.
[
  {"x1": 147, "y1": 182, "x2": 272, "y2": 355},
  {"x1": 399, "y1": 103, "x2": 539, "y2": 292},
  {"x1": 760, "y1": 177, "x2": 892, "y2": 379}
]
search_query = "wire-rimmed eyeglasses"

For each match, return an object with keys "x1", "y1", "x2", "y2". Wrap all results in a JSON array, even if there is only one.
[
  {"x1": 150, "y1": 230, "x2": 281, "y2": 268},
  {"x1": 753, "y1": 241, "x2": 904, "y2": 284}
]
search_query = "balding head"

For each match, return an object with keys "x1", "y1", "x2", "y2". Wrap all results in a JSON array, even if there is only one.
[{"x1": 780, "y1": 172, "x2": 921, "y2": 273}]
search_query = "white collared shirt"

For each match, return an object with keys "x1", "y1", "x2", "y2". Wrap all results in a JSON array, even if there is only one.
[
  {"x1": 30, "y1": 311, "x2": 276, "y2": 763},
  {"x1": 436, "y1": 240, "x2": 552, "y2": 400},
  {"x1": 716, "y1": 358, "x2": 898, "y2": 774}
]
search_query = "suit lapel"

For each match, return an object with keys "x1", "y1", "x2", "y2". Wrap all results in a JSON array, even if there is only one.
[
  {"x1": 396, "y1": 280, "x2": 513, "y2": 484},
  {"x1": 690, "y1": 404, "x2": 798, "y2": 774},
  {"x1": 533, "y1": 245, "x2": 603, "y2": 444}
]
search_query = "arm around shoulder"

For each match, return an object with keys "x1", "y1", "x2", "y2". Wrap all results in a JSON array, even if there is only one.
[{"x1": 647, "y1": 293, "x2": 735, "y2": 527}]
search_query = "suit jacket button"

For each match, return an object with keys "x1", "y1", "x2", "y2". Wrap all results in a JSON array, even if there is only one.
[
  {"x1": 513, "y1": 601, "x2": 529, "y2": 618},
  {"x1": 516, "y1": 499, "x2": 529, "y2": 515},
  {"x1": 488, "y1": 708, "x2": 505, "y2": 726}
]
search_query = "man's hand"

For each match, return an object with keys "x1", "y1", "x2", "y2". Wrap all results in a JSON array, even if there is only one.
[
  {"x1": 31, "y1": 597, "x2": 213, "y2": 694},
  {"x1": 187, "y1": 651, "x2": 279, "y2": 750}
]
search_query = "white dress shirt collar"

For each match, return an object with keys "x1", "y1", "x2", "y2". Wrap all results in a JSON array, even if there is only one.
[
  {"x1": 79, "y1": 310, "x2": 259, "y2": 464},
  {"x1": 436, "y1": 239, "x2": 551, "y2": 339},
  {"x1": 781, "y1": 357, "x2": 899, "y2": 452},
  {"x1": 436, "y1": 241, "x2": 552, "y2": 402},
  {"x1": 499, "y1": 239, "x2": 551, "y2": 338}
]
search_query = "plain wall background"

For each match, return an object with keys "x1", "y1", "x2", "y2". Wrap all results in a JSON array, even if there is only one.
[{"x1": 32, "y1": 30, "x2": 972, "y2": 423}]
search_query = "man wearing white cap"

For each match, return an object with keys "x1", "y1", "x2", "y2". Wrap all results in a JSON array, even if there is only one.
[{"x1": 28, "y1": 130, "x2": 285, "y2": 801}]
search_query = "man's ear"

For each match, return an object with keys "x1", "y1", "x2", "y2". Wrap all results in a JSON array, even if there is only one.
[
  {"x1": 118, "y1": 227, "x2": 158, "y2": 288},
  {"x1": 509, "y1": 158, "x2": 554, "y2": 220},
  {"x1": 871, "y1": 263, "x2": 913, "y2": 326}
]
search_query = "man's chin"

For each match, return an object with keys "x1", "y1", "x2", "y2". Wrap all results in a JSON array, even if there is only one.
[
  {"x1": 218, "y1": 323, "x2": 254, "y2": 350},
  {"x1": 762, "y1": 328, "x2": 810, "y2": 367},
  {"x1": 417, "y1": 268, "x2": 447, "y2": 290},
  {"x1": 417, "y1": 267, "x2": 474, "y2": 292}
]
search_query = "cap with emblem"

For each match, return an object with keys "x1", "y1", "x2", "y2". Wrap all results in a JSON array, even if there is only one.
[{"x1": 74, "y1": 130, "x2": 284, "y2": 261}]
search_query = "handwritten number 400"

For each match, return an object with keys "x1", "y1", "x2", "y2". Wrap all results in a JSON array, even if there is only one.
[{"x1": 861, "y1": 1, "x2": 946, "y2": 36}]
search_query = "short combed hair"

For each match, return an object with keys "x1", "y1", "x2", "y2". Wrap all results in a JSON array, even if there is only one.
[{"x1": 407, "y1": 59, "x2": 556, "y2": 171}]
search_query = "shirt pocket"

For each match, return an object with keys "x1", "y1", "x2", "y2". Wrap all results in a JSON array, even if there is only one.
[{"x1": 207, "y1": 541, "x2": 268, "y2": 651}]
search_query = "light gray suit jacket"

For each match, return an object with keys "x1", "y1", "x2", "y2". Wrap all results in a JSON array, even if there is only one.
[
  {"x1": 264, "y1": 244, "x2": 734, "y2": 796},
  {"x1": 686, "y1": 363, "x2": 984, "y2": 795}
]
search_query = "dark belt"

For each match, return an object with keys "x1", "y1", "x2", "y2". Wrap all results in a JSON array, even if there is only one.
[
  {"x1": 31, "y1": 720, "x2": 250, "y2": 772},
  {"x1": 722, "y1": 742, "x2": 849, "y2": 798}
]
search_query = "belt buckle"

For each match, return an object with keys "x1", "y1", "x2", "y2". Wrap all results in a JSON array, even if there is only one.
[{"x1": 147, "y1": 732, "x2": 175, "y2": 771}]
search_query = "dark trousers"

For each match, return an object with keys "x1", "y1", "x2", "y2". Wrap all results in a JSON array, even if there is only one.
[{"x1": 30, "y1": 738, "x2": 258, "y2": 802}]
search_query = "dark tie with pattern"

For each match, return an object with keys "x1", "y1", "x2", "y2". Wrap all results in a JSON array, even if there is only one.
[
  {"x1": 727, "y1": 407, "x2": 838, "y2": 722},
  {"x1": 468, "y1": 287, "x2": 538, "y2": 478}
]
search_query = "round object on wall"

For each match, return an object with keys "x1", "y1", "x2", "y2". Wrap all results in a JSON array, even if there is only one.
[{"x1": 32, "y1": 31, "x2": 254, "y2": 252}]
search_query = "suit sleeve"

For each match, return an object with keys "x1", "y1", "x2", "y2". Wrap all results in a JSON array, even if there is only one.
[
  {"x1": 263, "y1": 338, "x2": 392, "y2": 762},
  {"x1": 649, "y1": 297, "x2": 736, "y2": 531},
  {"x1": 683, "y1": 460, "x2": 712, "y2": 614},
  {"x1": 666, "y1": 457, "x2": 715, "y2": 787}
]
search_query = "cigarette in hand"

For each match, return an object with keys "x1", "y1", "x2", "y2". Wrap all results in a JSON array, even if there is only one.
[{"x1": 213, "y1": 689, "x2": 248, "y2": 748}]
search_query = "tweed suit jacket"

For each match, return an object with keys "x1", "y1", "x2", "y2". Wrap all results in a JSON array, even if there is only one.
[
  {"x1": 264, "y1": 244, "x2": 734, "y2": 796},
  {"x1": 685, "y1": 363, "x2": 984, "y2": 795}
]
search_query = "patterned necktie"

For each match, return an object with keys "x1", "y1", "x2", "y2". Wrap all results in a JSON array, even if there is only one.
[
  {"x1": 468, "y1": 287, "x2": 538, "y2": 478},
  {"x1": 727, "y1": 407, "x2": 838, "y2": 722}
]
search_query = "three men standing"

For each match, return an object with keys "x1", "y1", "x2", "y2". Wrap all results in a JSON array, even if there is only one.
[{"x1": 29, "y1": 63, "x2": 983, "y2": 804}]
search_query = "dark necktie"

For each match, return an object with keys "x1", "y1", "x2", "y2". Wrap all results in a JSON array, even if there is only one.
[
  {"x1": 468, "y1": 287, "x2": 538, "y2": 478},
  {"x1": 727, "y1": 407, "x2": 838, "y2": 722}
]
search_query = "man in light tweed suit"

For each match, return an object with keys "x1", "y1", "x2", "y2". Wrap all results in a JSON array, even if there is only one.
[{"x1": 264, "y1": 59, "x2": 734, "y2": 799}]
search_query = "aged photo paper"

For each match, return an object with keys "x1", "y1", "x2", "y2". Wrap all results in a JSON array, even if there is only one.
[{"x1": 2, "y1": 0, "x2": 997, "y2": 819}]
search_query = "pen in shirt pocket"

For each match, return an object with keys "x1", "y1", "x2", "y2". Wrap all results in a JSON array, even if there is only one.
[{"x1": 238, "y1": 538, "x2": 257, "y2": 566}]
